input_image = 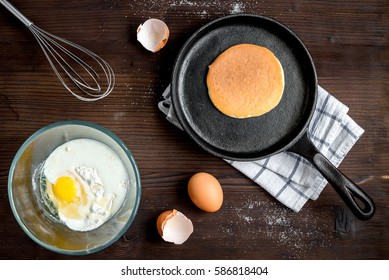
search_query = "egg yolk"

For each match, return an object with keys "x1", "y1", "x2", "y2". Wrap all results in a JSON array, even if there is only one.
[{"x1": 54, "y1": 176, "x2": 77, "y2": 203}]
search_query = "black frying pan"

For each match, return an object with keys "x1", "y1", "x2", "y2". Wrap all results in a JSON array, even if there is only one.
[{"x1": 171, "y1": 14, "x2": 375, "y2": 220}]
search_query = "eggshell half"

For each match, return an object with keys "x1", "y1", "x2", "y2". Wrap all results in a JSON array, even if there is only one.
[
  {"x1": 156, "y1": 209, "x2": 193, "y2": 245},
  {"x1": 137, "y1": 18, "x2": 169, "y2": 53},
  {"x1": 188, "y1": 172, "x2": 223, "y2": 212}
]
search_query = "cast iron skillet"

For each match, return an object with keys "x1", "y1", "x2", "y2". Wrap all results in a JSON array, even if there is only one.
[{"x1": 171, "y1": 14, "x2": 375, "y2": 220}]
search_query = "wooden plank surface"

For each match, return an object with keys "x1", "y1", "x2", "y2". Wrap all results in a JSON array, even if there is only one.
[{"x1": 0, "y1": 0, "x2": 388, "y2": 259}]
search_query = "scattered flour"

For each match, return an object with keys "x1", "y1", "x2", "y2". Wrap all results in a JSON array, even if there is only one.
[
  {"x1": 222, "y1": 193, "x2": 333, "y2": 258},
  {"x1": 127, "y1": 1, "x2": 251, "y2": 17},
  {"x1": 230, "y1": 2, "x2": 245, "y2": 14}
]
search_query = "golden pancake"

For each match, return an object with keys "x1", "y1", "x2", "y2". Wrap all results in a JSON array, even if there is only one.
[{"x1": 206, "y1": 44, "x2": 284, "y2": 118}]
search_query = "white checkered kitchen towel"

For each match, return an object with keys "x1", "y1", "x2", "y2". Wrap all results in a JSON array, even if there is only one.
[{"x1": 158, "y1": 85, "x2": 364, "y2": 212}]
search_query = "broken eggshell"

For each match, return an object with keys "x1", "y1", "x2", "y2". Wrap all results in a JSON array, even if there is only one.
[
  {"x1": 156, "y1": 209, "x2": 193, "y2": 245},
  {"x1": 137, "y1": 18, "x2": 169, "y2": 52}
]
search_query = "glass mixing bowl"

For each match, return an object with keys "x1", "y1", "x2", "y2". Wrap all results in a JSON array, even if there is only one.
[{"x1": 8, "y1": 120, "x2": 141, "y2": 255}]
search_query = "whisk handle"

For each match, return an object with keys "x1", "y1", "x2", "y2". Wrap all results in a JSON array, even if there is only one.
[{"x1": 0, "y1": 0, "x2": 33, "y2": 27}]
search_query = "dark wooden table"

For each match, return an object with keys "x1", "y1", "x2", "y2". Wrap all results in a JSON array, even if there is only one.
[{"x1": 0, "y1": 0, "x2": 387, "y2": 260}]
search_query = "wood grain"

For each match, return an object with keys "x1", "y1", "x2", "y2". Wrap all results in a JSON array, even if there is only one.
[{"x1": 0, "y1": 0, "x2": 388, "y2": 260}]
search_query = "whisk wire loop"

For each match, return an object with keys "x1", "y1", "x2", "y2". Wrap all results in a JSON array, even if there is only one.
[
  {"x1": 31, "y1": 26, "x2": 100, "y2": 92},
  {"x1": 29, "y1": 24, "x2": 114, "y2": 101},
  {"x1": 1, "y1": 0, "x2": 115, "y2": 101}
]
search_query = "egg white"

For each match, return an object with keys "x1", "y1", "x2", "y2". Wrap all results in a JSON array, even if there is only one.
[{"x1": 43, "y1": 139, "x2": 128, "y2": 231}]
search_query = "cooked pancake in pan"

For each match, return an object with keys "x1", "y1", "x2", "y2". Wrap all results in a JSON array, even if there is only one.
[{"x1": 206, "y1": 44, "x2": 284, "y2": 118}]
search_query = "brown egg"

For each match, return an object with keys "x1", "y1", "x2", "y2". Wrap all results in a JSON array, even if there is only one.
[{"x1": 188, "y1": 172, "x2": 223, "y2": 212}]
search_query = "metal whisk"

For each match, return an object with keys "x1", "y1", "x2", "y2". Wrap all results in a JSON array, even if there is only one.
[{"x1": 0, "y1": 0, "x2": 115, "y2": 101}]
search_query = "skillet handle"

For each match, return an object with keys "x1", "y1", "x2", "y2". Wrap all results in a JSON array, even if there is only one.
[
  {"x1": 290, "y1": 134, "x2": 375, "y2": 220},
  {"x1": 312, "y1": 153, "x2": 375, "y2": 220}
]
